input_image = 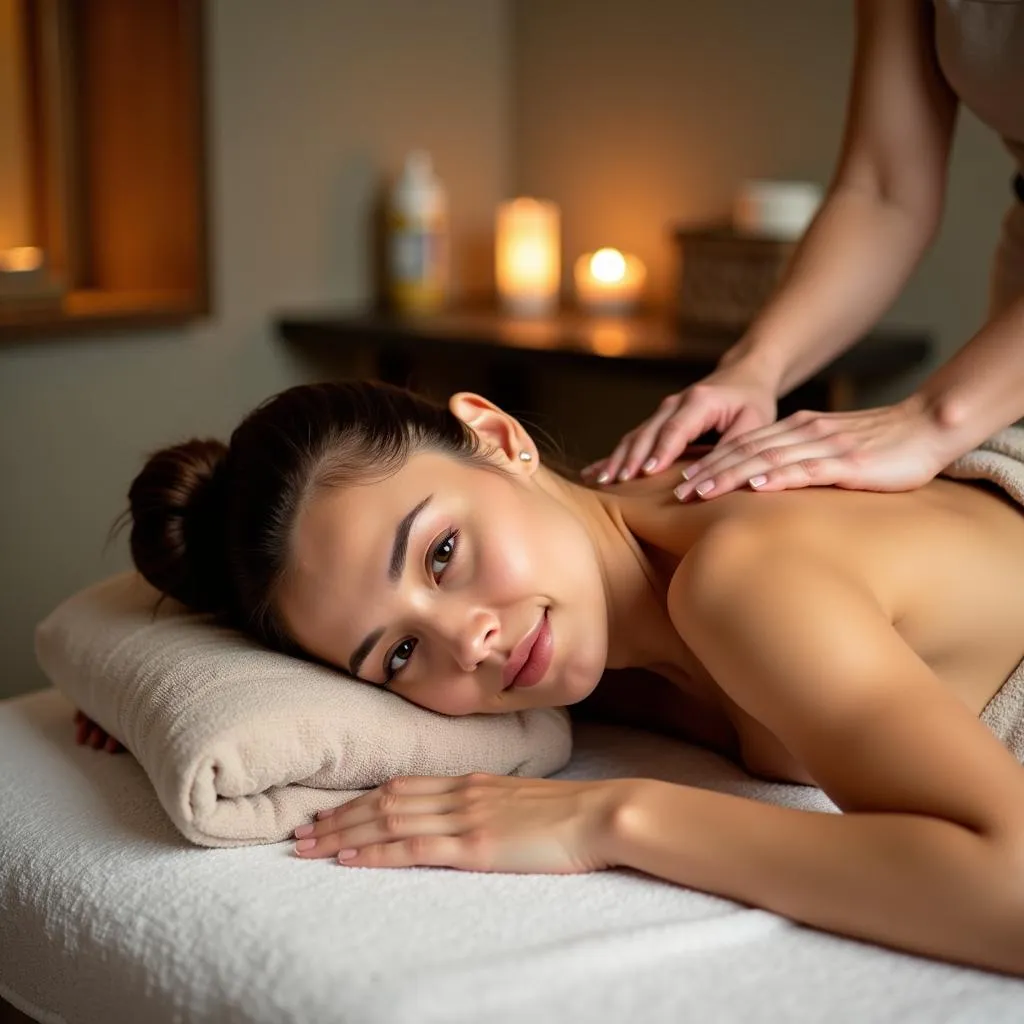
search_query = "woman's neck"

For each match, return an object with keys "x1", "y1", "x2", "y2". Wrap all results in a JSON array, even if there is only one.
[{"x1": 536, "y1": 467, "x2": 700, "y2": 672}]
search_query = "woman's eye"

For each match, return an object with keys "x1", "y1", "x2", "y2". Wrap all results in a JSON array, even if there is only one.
[
  {"x1": 387, "y1": 638, "x2": 417, "y2": 679},
  {"x1": 430, "y1": 529, "x2": 459, "y2": 580}
]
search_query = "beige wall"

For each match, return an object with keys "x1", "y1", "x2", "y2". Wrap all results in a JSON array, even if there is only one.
[
  {"x1": 512, "y1": 0, "x2": 1015, "y2": 408},
  {"x1": 4, "y1": 0, "x2": 1017, "y2": 701},
  {"x1": 0, "y1": 0, "x2": 510, "y2": 698}
]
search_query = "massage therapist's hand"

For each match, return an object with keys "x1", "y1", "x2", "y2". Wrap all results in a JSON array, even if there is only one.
[
  {"x1": 673, "y1": 395, "x2": 950, "y2": 501},
  {"x1": 582, "y1": 361, "x2": 777, "y2": 485},
  {"x1": 292, "y1": 773, "x2": 631, "y2": 874}
]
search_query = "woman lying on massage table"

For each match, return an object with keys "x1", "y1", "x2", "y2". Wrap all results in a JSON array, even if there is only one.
[{"x1": 102, "y1": 380, "x2": 1024, "y2": 976}]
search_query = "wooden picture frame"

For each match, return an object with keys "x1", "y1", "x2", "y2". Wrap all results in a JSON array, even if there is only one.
[{"x1": 0, "y1": 0, "x2": 209, "y2": 339}]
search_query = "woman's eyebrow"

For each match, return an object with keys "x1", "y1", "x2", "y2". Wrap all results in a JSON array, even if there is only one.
[
  {"x1": 348, "y1": 494, "x2": 433, "y2": 678},
  {"x1": 389, "y1": 495, "x2": 433, "y2": 582}
]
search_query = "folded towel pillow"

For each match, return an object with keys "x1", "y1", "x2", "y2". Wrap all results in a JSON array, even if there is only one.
[{"x1": 35, "y1": 573, "x2": 573, "y2": 848}]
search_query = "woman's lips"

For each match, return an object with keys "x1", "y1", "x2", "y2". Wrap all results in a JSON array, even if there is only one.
[{"x1": 505, "y1": 610, "x2": 553, "y2": 690}]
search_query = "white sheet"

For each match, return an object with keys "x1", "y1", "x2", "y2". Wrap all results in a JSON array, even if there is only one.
[{"x1": 2, "y1": 689, "x2": 1022, "y2": 1024}]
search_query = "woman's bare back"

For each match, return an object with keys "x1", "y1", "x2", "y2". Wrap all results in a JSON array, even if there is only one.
[{"x1": 583, "y1": 468, "x2": 1024, "y2": 783}]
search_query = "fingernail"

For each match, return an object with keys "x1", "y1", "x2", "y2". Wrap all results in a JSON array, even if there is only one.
[
  {"x1": 294, "y1": 824, "x2": 314, "y2": 838},
  {"x1": 316, "y1": 809, "x2": 335, "y2": 820},
  {"x1": 680, "y1": 468, "x2": 692, "y2": 481},
  {"x1": 673, "y1": 485, "x2": 688, "y2": 501},
  {"x1": 295, "y1": 838, "x2": 316, "y2": 852},
  {"x1": 749, "y1": 475, "x2": 767, "y2": 488},
  {"x1": 596, "y1": 471, "x2": 610, "y2": 485},
  {"x1": 696, "y1": 480, "x2": 715, "y2": 497},
  {"x1": 642, "y1": 458, "x2": 658, "y2": 474},
  {"x1": 617, "y1": 469, "x2": 631, "y2": 482},
  {"x1": 337, "y1": 849, "x2": 358, "y2": 861}
]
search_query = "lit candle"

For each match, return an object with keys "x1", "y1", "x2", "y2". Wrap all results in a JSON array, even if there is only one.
[
  {"x1": 0, "y1": 246, "x2": 44, "y2": 273},
  {"x1": 574, "y1": 248, "x2": 646, "y2": 314},
  {"x1": 495, "y1": 198, "x2": 560, "y2": 317},
  {"x1": 0, "y1": 246, "x2": 53, "y2": 301}
]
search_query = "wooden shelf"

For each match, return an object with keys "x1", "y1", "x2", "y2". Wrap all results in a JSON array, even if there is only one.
[{"x1": 278, "y1": 305, "x2": 934, "y2": 425}]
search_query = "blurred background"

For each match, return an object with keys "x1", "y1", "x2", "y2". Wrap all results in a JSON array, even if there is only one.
[{"x1": 0, "y1": 0, "x2": 1013, "y2": 698}]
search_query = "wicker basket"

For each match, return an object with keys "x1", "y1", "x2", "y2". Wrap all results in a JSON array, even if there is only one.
[{"x1": 673, "y1": 226, "x2": 796, "y2": 331}]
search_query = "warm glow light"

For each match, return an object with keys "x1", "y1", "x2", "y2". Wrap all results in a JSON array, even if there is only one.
[
  {"x1": 495, "y1": 198, "x2": 561, "y2": 317},
  {"x1": 0, "y1": 245, "x2": 43, "y2": 273},
  {"x1": 590, "y1": 323, "x2": 630, "y2": 356},
  {"x1": 574, "y1": 248, "x2": 646, "y2": 314},
  {"x1": 589, "y1": 248, "x2": 627, "y2": 284}
]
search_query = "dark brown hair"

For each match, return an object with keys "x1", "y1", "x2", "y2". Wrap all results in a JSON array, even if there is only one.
[{"x1": 127, "y1": 380, "x2": 489, "y2": 653}]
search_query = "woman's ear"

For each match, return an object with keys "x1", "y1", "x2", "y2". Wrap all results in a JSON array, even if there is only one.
[{"x1": 449, "y1": 392, "x2": 537, "y2": 472}]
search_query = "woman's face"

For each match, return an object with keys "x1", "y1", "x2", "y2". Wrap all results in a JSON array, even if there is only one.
[{"x1": 276, "y1": 445, "x2": 609, "y2": 716}]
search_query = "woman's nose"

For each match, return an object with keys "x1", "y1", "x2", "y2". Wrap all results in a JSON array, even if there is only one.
[{"x1": 450, "y1": 609, "x2": 499, "y2": 672}]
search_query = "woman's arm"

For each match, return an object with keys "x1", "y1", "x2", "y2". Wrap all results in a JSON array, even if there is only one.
[
  {"x1": 727, "y1": 0, "x2": 958, "y2": 397},
  {"x1": 605, "y1": 523, "x2": 1024, "y2": 974}
]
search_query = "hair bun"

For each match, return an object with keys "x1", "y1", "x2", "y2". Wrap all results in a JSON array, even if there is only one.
[{"x1": 128, "y1": 438, "x2": 232, "y2": 613}]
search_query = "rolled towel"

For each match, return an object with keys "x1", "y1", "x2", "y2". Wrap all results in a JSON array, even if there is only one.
[
  {"x1": 35, "y1": 573, "x2": 572, "y2": 848},
  {"x1": 942, "y1": 426, "x2": 1024, "y2": 762}
]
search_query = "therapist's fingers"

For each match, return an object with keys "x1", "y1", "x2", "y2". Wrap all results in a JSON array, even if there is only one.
[
  {"x1": 676, "y1": 437, "x2": 854, "y2": 501},
  {"x1": 599, "y1": 395, "x2": 686, "y2": 483},
  {"x1": 676, "y1": 412, "x2": 824, "y2": 499}
]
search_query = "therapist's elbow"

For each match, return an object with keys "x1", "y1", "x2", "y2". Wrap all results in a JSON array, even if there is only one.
[{"x1": 836, "y1": 160, "x2": 947, "y2": 250}]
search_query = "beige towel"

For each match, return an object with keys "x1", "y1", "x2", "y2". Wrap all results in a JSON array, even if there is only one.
[
  {"x1": 942, "y1": 426, "x2": 1024, "y2": 761},
  {"x1": 35, "y1": 573, "x2": 572, "y2": 848}
]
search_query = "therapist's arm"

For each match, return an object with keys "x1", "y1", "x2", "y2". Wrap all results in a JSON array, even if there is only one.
[
  {"x1": 600, "y1": 0, "x2": 959, "y2": 485},
  {"x1": 912, "y1": 294, "x2": 1024, "y2": 458},
  {"x1": 723, "y1": 0, "x2": 959, "y2": 397}
]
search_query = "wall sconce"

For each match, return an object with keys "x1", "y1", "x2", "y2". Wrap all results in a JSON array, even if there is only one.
[
  {"x1": 574, "y1": 247, "x2": 646, "y2": 314},
  {"x1": 495, "y1": 198, "x2": 560, "y2": 317}
]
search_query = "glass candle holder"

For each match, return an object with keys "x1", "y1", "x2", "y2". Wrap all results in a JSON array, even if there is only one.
[
  {"x1": 574, "y1": 247, "x2": 646, "y2": 315},
  {"x1": 495, "y1": 198, "x2": 560, "y2": 317}
]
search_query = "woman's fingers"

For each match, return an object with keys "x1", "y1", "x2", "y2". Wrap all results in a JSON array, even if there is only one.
[
  {"x1": 328, "y1": 835, "x2": 471, "y2": 869},
  {"x1": 73, "y1": 709, "x2": 125, "y2": 753},
  {"x1": 296, "y1": 775, "x2": 482, "y2": 860},
  {"x1": 296, "y1": 801, "x2": 467, "y2": 860}
]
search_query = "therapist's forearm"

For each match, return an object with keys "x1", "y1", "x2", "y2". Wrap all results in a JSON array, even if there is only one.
[
  {"x1": 606, "y1": 779, "x2": 1024, "y2": 975},
  {"x1": 722, "y1": 185, "x2": 936, "y2": 396},
  {"x1": 913, "y1": 294, "x2": 1024, "y2": 460}
]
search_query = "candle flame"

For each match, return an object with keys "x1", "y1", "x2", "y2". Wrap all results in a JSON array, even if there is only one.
[{"x1": 589, "y1": 247, "x2": 626, "y2": 284}]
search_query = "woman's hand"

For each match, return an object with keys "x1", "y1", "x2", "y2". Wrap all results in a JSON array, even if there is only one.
[
  {"x1": 73, "y1": 710, "x2": 125, "y2": 753},
  {"x1": 673, "y1": 396, "x2": 949, "y2": 501},
  {"x1": 292, "y1": 773, "x2": 630, "y2": 874},
  {"x1": 582, "y1": 363, "x2": 778, "y2": 485}
]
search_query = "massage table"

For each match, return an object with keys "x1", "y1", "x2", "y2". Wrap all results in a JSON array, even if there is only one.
[{"x1": 2, "y1": 688, "x2": 1022, "y2": 1024}]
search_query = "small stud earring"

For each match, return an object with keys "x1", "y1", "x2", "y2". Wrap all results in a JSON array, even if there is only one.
[{"x1": 518, "y1": 450, "x2": 533, "y2": 462}]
